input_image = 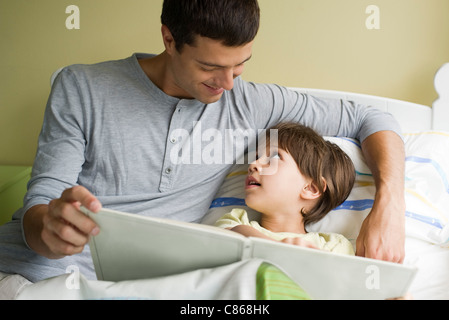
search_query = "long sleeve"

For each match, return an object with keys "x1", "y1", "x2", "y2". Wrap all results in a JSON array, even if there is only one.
[{"x1": 235, "y1": 79, "x2": 403, "y2": 143}]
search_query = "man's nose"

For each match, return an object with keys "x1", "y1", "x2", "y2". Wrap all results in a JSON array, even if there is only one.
[{"x1": 216, "y1": 69, "x2": 235, "y2": 91}]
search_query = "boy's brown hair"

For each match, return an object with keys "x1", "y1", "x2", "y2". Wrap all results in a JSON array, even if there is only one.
[{"x1": 267, "y1": 122, "x2": 356, "y2": 228}]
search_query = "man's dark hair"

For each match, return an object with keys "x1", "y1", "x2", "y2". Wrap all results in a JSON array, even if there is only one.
[{"x1": 161, "y1": 0, "x2": 260, "y2": 52}]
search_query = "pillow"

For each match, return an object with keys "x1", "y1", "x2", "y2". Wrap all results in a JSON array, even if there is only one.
[
  {"x1": 201, "y1": 132, "x2": 449, "y2": 247},
  {"x1": 402, "y1": 132, "x2": 449, "y2": 245}
]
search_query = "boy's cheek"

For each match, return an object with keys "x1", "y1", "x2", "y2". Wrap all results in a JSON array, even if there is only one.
[{"x1": 260, "y1": 163, "x2": 278, "y2": 176}]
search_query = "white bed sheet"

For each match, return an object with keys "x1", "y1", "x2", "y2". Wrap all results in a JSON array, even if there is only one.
[
  {"x1": 405, "y1": 238, "x2": 449, "y2": 300},
  {"x1": 17, "y1": 258, "x2": 264, "y2": 300}
]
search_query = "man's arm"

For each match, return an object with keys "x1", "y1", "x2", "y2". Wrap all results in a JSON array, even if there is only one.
[
  {"x1": 356, "y1": 130, "x2": 406, "y2": 263},
  {"x1": 20, "y1": 67, "x2": 102, "y2": 259},
  {"x1": 239, "y1": 82, "x2": 406, "y2": 262}
]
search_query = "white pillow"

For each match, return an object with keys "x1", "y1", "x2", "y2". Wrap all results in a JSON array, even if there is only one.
[
  {"x1": 202, "y1": 132, "x2": 449, "y2": 247},
  {"x1": 402, "y1": 132, "x2": 449, "y2": 245}
]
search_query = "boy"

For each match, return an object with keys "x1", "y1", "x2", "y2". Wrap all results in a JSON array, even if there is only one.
[{"x1": 215, "y1": 123, "x2": 356, "y2": 254}]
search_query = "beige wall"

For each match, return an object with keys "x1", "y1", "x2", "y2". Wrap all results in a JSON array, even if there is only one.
[{"x1": 1, "y1": 0, "x2": 448, "y2": 165}]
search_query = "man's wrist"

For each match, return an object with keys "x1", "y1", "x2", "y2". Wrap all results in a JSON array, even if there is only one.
[
  {"x1": 374, "y1": 184, "x2": 405, "y2": 211},
  {"x1": 23, "y1": 204, "x2": 52, "y2": 257}
]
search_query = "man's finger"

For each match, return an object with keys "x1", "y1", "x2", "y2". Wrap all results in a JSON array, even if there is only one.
[
  {"x1": 60, "y1": 185, "x2": 102, "y2": 213},
  {"x1": 41, "y1": 226, "x2": 85, "y2": 258}
]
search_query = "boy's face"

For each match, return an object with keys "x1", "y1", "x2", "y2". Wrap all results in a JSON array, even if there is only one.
[
  {"x1": 245, "y1": 147, "x2": 311, "y2": 215},
  {"x1": 166, "y1": 33, "x2": 253, "y2": 104}
]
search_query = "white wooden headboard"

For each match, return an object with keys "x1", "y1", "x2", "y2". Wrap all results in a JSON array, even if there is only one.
[
  {"x1": 289, "y1": 87, "x2": 432, "y2": 133},
  {"x1": 433, "y1": 63, "x2": 449, "y2": 131}
]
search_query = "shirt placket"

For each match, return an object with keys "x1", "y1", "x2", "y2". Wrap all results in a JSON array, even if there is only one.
[{"x1": 159, "y1": 102, "x2": 184, "y2": 192}]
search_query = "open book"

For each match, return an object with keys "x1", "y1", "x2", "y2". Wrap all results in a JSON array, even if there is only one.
[{"x1": 81, "y1": 207, "x2": 417, "y2": 300}]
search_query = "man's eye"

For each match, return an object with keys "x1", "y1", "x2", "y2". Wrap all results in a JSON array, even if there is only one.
[{"x1": 200, "y1": 66, "x2": 216, "y2": 72}]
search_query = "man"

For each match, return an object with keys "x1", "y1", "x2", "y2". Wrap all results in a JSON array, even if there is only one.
[{"x1": 0, "y1": 0, "x2": 405, "y2": 295}]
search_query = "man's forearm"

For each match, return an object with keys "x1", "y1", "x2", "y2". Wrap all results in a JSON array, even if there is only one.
[
  {"x1": 358, "y1": 130, "x2": 406, "y2": 262},
  {"x1": 362, "y1": 130, "x2": 406, "y2": 210}
]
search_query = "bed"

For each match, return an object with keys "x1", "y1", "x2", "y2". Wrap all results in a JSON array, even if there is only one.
[{"x1": 15, "y1": 63, "x2": 449, "y2": 300}]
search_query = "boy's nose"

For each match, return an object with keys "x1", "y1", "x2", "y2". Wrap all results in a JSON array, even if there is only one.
[
  {"x1": 248, "y1": 163, "x2": 256, "y2": 173},
  {"x1": 248, "y1": 159, "x2": 262, "y2": 173}
]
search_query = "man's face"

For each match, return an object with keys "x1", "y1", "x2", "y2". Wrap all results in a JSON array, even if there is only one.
[{"x1": 167, "y1": 36, "x2": 253, "y2": 104}]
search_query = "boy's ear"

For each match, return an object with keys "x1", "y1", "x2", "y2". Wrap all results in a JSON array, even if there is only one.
[{"x1": 300, "y1": 178, "x2": 326, "y2": 200}]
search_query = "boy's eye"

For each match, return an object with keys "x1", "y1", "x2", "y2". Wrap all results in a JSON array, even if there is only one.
[
  {"x1": 253, "y1": 152, "x2": 279, "y2": 164},
  {"x1": 269, "y1": 153, "x2": 280, "y2": 160}
]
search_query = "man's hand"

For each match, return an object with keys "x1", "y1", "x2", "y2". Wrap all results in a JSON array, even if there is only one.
[
  {"x1": 23, "y1": 186, "x2": 102, "y2": 259},
  {"x1": 356, "y1": 198, "x2": 405, "y2": 263},
  {"x1": 357, "y1": 130, "x2": 406, "y2": 263}
]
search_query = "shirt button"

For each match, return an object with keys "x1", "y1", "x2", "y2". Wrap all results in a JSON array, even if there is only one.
[
  {"x1": 170, "y1": 137, "x2": 177, "y2": 143},
  {"x1": 165, "y1": 168, "x2": 172, "y2": 174}
]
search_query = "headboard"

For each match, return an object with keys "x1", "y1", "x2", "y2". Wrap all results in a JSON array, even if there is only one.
[{"x1": 433, "y1": 63, "x2": 449, "y2": 131}]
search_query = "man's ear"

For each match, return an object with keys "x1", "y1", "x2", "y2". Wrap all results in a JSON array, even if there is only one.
[
  {"x1": 300, "y1": 178, "x2": 326, "y2": 200},
  {"x1": 161, "y1": 25, "x2": 176, "y2": 55}
]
